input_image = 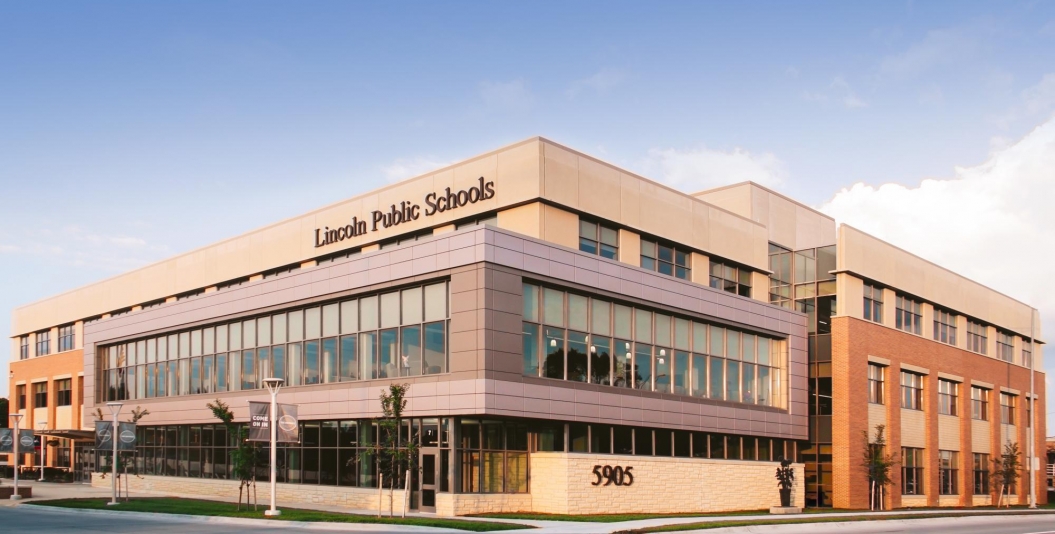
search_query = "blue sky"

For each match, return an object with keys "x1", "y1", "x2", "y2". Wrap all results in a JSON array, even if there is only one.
[{"x1": 2, "y1": 2, "x2": 1055, "y2": 425}]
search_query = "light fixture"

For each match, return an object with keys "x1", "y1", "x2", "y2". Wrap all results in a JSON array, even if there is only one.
[
  {"x1": 590, "y1": 346, "x2": 596, "y2": 354},
  {"x1": 550, "y1": 339, "x2": 557, "y2": 347}
]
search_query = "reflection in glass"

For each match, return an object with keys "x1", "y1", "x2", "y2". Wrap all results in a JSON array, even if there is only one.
[
  {"x1": 543, "y1": 327, "x2": 565, "y2": 379},
  {"x1": 379, "y1": 329, "x2": 397, "y2": 379},
  {"x1": 401, "y1": 326, "x2": 422, "y2": 376},
  {"x1": 340, "y1": 335, "x2": 357, "y2": 381},
  {"x1": 522, "y1": 323, "x2": 539, "y2": 377},
  {"x1": 590, "y1": 337, "x2": 611, "y2": 385},
  {"x1": 424, "y1": 322, "x2": 445, "y2": 375},
  {"x1": 304, "y1": 340, "x2": 320, "y2": 385},
  {"x1": 322, "y1": 338, "x2": 338, "y2": 383},
  {"x1": 634, "y1": 344, "x2": 653, "y2": 391},
  {"x1": 567, "y1": 331, "x2": 589, "y2": 382}
]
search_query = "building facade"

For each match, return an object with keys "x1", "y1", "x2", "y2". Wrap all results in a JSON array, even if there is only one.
[{"x1": 8, "y1": 137, "x2": 1044, "y2": 514}]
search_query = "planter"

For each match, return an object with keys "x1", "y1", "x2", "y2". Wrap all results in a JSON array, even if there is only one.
[
  {"x1": 779, "y1": 488, "x2": 792, "y2": 507},
  {"x1": 0, "y1": 486, "x2": 32, "y2": 499}
]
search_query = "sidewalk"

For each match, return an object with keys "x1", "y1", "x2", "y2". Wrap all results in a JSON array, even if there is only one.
[{"x1": 3, "y1": 479, "x2": 1053, "y2": 534}]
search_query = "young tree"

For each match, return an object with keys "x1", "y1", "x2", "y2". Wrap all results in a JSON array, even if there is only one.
[
  {"x1": 861, "y1": 424, "x2": 898, "y2": 510},
  {"x1": 362, "y1": 384, "x2": 418, "y2": 517},
  {"x1": 992, "y1": 441, "x2": 1022, "y2": 508},
  {"x1": 207, "y1": 399, "x2": 260, "y2": 511}
]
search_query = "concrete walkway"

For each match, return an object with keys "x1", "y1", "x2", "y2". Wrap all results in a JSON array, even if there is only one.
[{"x1": 3, "y1": 479, "x2": 1053, "y2": 534}]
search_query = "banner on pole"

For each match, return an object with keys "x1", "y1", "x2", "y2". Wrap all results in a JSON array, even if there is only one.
[
  {"x1": 95, "y1": 421, "x2": 113, "y2": 450},
  {"x1": 19, "y1": 430, "x2": 34, "y2": 451},
  {"x1": 277, "y1": 403, "x2": 300, "y2": 444},
  {"x1": 118, "y1": 422, "x2": 137, "y2": 451},
  {"x1": 248, "y1": 401, "x2": 300, "y2": 443},
  {"x1": 0, "y1": 428, "x2": 12, "y2": 453}
]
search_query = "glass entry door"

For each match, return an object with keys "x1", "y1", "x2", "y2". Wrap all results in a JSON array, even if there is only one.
[{"x1": 419, "y1": 448, "x2": 438, "y2": 512}]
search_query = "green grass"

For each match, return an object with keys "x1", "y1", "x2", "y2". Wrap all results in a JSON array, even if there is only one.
[
  {"x1": 29, "y1": 498, "x2": 529, "y2": 531},
  {"x1": 473, "y1": 510, "x2": 768, "y2": 523},
  {"x1": 627, "y1": 510, "x2": 1055, "y2": 533}
]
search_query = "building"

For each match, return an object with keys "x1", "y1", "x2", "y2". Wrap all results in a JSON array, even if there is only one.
[{"x1": 8, "y1": 137, "x2": 1045, "y2": 514}]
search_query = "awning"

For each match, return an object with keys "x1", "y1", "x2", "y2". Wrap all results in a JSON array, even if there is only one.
[{"x1": 37, "y1": 429, "x2": 95, "y2": 442}]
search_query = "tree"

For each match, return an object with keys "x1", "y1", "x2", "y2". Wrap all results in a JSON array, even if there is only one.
[
  {"x1": 129, "y1": 406, "x2": 151, "y2": 423},
  {"x1": 0, "y1": 398, "x2": 8, "y2": 428},
  {"x1": 992, "y1": 441, "x2": 1022, "y2": 508},
  {"x1": 207, "y1": 399, "x2": 260, "y2": 511},
  {"x1": 362, "y1": 384, "x2": 418, "y2": 517},
  {"x1": 861, "y1": 424, "x2": 898, "y2": 510}
]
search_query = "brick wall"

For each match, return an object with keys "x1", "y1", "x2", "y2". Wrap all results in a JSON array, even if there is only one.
[{"x1": 831, "y1": 316, "x2": 1047, "y2": 509}]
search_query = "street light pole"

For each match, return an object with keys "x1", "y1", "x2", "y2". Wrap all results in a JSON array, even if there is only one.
[
  {"x1": 38, "y1": 421, "x2": 47, "y2": 482},
  {"x1": 106, "y1": 401, "x2": 123, "y2": 506},
  {"x1": 263, "y1": 377, "x2": 284, "y2": 517},
  {"x1": 9, "y1": 413, "x2": 23, "y2": 500}
]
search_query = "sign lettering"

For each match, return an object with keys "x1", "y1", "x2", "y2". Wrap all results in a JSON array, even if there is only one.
[
  {"x1": 314, "y1": 177, "x2": 496, "y2": 248},
  {"x1": 590, "y1": 465, "x2": 634, "y2": 486}
]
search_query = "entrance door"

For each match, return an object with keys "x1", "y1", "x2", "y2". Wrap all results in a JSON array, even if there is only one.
[
  {"x1": 419, "y1": 449, "x2": 438, "y2": 513},
  {"x1": 74, "y1": 444, "x2": 95, "y2": 484}
]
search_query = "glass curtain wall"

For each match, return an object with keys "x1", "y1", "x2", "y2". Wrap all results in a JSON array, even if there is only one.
[{"x1": 770, "y1": 243, "x2": 836, "y2": 508}]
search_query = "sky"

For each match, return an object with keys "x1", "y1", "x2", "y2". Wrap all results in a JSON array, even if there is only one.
[{"x1": 2, "y1": 1, "x2": 1055, "y2": 427}]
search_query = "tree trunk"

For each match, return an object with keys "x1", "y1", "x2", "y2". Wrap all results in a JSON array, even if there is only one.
[
  {"x1": 377, "y1": 473, "x2": 383, "y2": 518},
  {"x1": 238, "y1": 482, "x2": 244, "y2": 511}
]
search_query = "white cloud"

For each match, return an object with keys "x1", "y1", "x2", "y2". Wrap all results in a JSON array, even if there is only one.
[
  {"x1": 0, "y1": 224, "x2": 165, "y2": 273},
  {"x1": 818, "y1": 117, "x2": 1055, "y2": 325},
  {"x1": 479, "y1": 79, "x2": 534, "y2": 111},
  {"x1": 878, "y1": 27, "x2": 976, "y2": 78},
  {"x1": 380, "y1": 157, "x2": 455, "y2": 182},
  {"x1": 567, "y1": 68, "x2": 625, "y2": 98},
  {"x1": 830, "y1": 77, "x2": 868, "y2": 109},
  {"x1": 640, "y1": 145, "x2": 787, "y2": 192},
  {"x1": 1022, "y1": 73, "x2": 1055, "y2": 115}
]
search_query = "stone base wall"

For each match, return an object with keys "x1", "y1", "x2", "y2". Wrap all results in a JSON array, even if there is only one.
[
  {"x1": 436, "y1": 493, "x2": 534, "y2": 516},
  {"x1": 91, "y1": 473, "x2": 405, "y2": 512},
  {"x1": 528, "y1": 452, "x2": 803, "y2": 515}
]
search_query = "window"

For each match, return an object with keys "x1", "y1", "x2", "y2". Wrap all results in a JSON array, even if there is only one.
[
  {"x1": 262, "y1": 263, "x2": 301, "y2": 279},
  {"x1": 868, "y1": 363, "x2": 884, "y2": 404},
  {"x1": 967, "y1": 320, "x2": 987, "y2": 355},
  {"x1": 939, "y1": 450, "x2": 958, "y2": 495},
  {"x1": 863, "y1": 284, "x2": 883, "y2": 323},
  {"x1": 58, "y1": 324, "x2": 75, "y2": 352},
  {"x1": 996, "y1": 331, "x2": 1014, "y2": 362},
  {"x1": 708, "y1": 260, "x2": 750, "y2": 296},
  {"x1": 19, "y1": 336, "x2": 29, "y2": 360},
  {"x1": 520, "y1": 282, "x2": 782, "y2": 408},
  {"x1": 56, "y1": 378, "x2": 72, "y2": 406},
  {"x1": 768, "y1": 243, "x2": 793, "y2": 309},
  {"x1": 35, "y1": 330, "x2": 50, "y2": 356},
  {"x1": 96, "y1": 281, "x2": 450, "y2": 400},
  {"x1": 973, "y1": 453, "x2": 990, "y2": 495},
  {"x1": 454, "y1": 214, "x2": 497, "y2": 230},
  {"x1": 938, "y1": 379, "x2": 958, "y2": 416},
  {"x1": 1022, "y1": 341, "x2": 1032, "y2": 368},
  {"x1": 933, "y1": 309, "x2": 958, "y2": 345},
  {"x1": 902, "y1": 447, "x2": 924, "y2": 495},
  {"x1": 642, "y1": 239, "x2": 691, "y2": 280},
  {"x1": 578, "y1": 220, "x2": 618, "y2": 260},
  {"x1": 900, "y1": 372, "x2": 923, "y2": 411},
  {"x1": 33, "y1": 382, "x2": 48, "y2": 408},
  {"x1": 16, "y1": 385, "x2": 26, "y2": 410},
  {"x1": 971, "y1": 387, "x2": 989, "y2": 421},
  {"x1": 895, "y1": 295, "x2": 922, "y2": 335},
  {"x1": 175, "y1": 289, "x2": 204, "y2": 301},
  {"x1": 1000, "y1": 393, "x2": 1016, "y2": 425}
]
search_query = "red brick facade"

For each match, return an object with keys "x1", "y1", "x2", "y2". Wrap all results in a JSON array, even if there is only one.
[{"x1": 832, "y1": 316, "x2": 1046, "y2": 509}]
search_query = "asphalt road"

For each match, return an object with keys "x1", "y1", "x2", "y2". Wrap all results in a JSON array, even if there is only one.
[
  {"x1": 0, "y1": 504, "x2": 465, "y2": 533},
  {"x1": 692, "y1": 514, "x2": 1055, "y2": 534}
]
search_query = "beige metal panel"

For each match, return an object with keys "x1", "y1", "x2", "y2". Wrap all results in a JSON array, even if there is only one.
[
  {"x1": 901, "y1": 409, "x2": 926, "y2": 448},
  {"x1": 575, "y1": 154, "x2": 622, "y2": 223},
  {"x1": 694, "y1": 182, "x2": 836, "y2": 250},
  {"x1": 837, "y1": 225, "x2": 1039, "y2": 339},
  {"x1": 542, "y1": 142, "x2": 579, "y2": 208},
  {"x1": 541, "y1": 204, "x2": 579, "y2": 249},
  {"x1": 1000, "y1": 424, "x2": 1016, "y2": 446},
  {"x1": 881, "y1": 288, "x2": 897, "y2": 329},
  {"x1": 837, "y1": 273, "x2": 864, "y2": 319},
  {"x1": 55, "y1": 405, "x2": 72, "y2": 430},
  {"x1": 498, "y1": 202, "x2": 543, "y2": 239},
  {"x1": 921, "y1": 303, "x2": 935, "y2": 341},
  {"x1": 750, "y1": 272, "x2": 769, "y2": 302},
  {"x1": 620, "y1": 229, "x2": 642, "y2": 267},
  {"x1": 690, "y1": 252, "x2": 710, "y2": 286},
  {"x1": 938, "y1": 414, "x2": 960, "y2": 450},
  {"x1": 12, "y1": 138, "x2": 545, "y2": 336},
  {"x1": 867, "y1": 403, "x2": 886, "y2": 435}
]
